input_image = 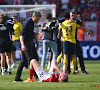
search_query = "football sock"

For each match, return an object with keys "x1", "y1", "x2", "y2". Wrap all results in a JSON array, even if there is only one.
[
  {"x1": 29, "y1": 68, "x2": 34, "y2": 80},
  {"x1": 57, "y1": 54, "x2": 63, "y2": 66},
  {"x1": 72, "y1": 58, "x2": 77, "y2": 71},
  {"x1": 63, "y1": 58, "x2": 68, "y2": 66},
  {"x1": 8, "y1": 65, "x2": 11, "y2": 71},
  {"x1": 1, "y1": 67, "x2": 5, "y2": 72}
]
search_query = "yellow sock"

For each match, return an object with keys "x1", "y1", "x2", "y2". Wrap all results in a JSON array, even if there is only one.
[
  {"x1": 63, "y1": 58, "x2": 68, "y2": 67},
  {"x1": 57, "y1": 54, "x2": 63, "y2": 66},
  {"x1": 72, "y1": 58, "x2": 77, "y2": 71}
]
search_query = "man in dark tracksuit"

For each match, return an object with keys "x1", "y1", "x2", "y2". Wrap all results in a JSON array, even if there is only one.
[{"x1": 14, "y1": 11, "x2": 41, "y2": 82}]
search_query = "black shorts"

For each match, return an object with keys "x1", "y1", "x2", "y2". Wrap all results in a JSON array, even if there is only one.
[
  {"x1": 63, "y1": 41, "x2": 76, "y2": 55},
  {"x1": 0, "y1": 39, "x2": 12, "y2": 53},
  {"x1": 11, "y1": 43, "x2": 16, "y2": 51}
]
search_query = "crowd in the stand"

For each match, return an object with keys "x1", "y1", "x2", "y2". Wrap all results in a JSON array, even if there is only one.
[{"x1": 0, "y1": 0, "x2": 99, "y2": 21}]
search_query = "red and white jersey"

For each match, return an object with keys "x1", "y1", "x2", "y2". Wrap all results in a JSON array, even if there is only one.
[
  {"x1": 35, "y1": 67, "x2": 59, "y2": 82},
  {"x1": 42, "y1": 73, "x2": 59, "y2": 82}
]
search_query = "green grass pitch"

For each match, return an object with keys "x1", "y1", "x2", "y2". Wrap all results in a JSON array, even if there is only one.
[{"x1": 0, "y1": 61, "x2": 100, "y2": 90}]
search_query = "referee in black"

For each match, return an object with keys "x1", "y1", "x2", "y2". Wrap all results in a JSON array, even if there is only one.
[{"x1": 14, "y1": 11, "x2": 41, "y2": 82}]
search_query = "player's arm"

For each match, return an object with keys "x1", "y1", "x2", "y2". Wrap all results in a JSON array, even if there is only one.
[
  {"x1": 76, "y1": 18, "x2": 83, "y2": 25},
  {"x1": 20, "y1": 35, "x2": 26, "y2": 51},
  {"x1": 50, "y1": 59, "x2": 63, "y2": 76},
  {"x1": 20, "y1": 23, "x2": 27, "y2": 51},
  {"x1": 42, "y1": 22, "x2": 51, "y2": 30},
  {"x1": 79, "y1": 27, "x2": 92, "y2": 37},
  {"x1": 57, "y1": 25, "x2": 62, "y2": 39}
]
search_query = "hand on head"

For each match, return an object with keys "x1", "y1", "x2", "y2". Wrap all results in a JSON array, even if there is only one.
[{"x1": 59, "y1": 73, "x2": 68, "y2": 82}]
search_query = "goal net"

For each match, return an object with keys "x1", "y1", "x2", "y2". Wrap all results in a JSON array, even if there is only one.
[
  {"x1": 0, "y1": 5, "x2": 56, "y2": 23},
  {"x1": 0, "y1": 5, "x2": 56, "y2": 60}
]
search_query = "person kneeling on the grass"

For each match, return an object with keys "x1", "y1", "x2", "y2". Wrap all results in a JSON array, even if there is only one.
[{"x1": 24, "y1": 59, "x2": 68, "y2": 82}]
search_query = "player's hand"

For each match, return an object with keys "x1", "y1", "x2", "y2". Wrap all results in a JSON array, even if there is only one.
[
  {"x1": 45, "y1": 22, "x2": 51, "y2": 27},
  {"x1": 21, "y1": 44, "x2": 26, "y2": 52},
  {"x1": 87, "y1": 31, "x2": 92, "y2": 37},
  {"x1": 57, "y1": 34, "x2": 61, "y2": 39}
]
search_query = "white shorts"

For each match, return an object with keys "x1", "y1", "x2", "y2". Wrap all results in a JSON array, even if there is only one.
[{"x1": 35, "y1": 66, "x2": 51, "y2": 82}]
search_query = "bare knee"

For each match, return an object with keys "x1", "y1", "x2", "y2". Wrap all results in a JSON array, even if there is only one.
[{"x1": 30, "y1": 59, "x2": 36, "y2": 64}]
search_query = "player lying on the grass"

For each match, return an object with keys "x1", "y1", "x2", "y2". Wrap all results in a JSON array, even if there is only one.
[{"x1": 24, "y1": 59, "x2": 68, "y2": 82}]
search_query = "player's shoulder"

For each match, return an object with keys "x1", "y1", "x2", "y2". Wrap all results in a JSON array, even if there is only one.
[
  {"x1": 58, "y1": 18, "x2": 66, "y2": 23},
  {"x1": 76, "y1": 18, "x2": 83, "y2": 25},
  {"x1": 17, "y1": 22, "x2": 22, "y2": 25}
]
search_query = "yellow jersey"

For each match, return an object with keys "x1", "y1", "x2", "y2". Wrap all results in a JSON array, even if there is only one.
[
  {"x1": 60, "y1": 20, "x2": 80, "y2": 44},
  {"x1": 12, "y1": 22, "x2": 22, "y2": 41}
]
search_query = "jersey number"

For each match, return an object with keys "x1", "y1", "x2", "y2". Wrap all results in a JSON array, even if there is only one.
[{"x1": 66, "y1": 26, "x2": 72, "y2": 32}]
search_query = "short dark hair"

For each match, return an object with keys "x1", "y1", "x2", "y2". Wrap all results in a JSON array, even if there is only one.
[
  {"x1": 32, "y1": 11, "x2": 41, "y2": 18},
  {"x1": 64, "y1": 11, "x2": 70, "y2": 19},
  {"x1": 46, "y1": 13, "x2": 52, "y2": 19}
]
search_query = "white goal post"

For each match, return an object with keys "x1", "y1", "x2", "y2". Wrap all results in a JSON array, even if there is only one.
[
  {"x1": 0, "y1": 5, "x2": 56, "y2": 22},
  {"x1": 0, "y1": 5, "x2": 56, "y2": 60}
]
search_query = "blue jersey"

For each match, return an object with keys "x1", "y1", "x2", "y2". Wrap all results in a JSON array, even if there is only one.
[{"x1": 20, "y1": 17, "x2": 35, "y2": 43}]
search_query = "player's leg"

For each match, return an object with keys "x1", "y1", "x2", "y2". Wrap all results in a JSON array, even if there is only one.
[
  {"x1": 11, "y1": 51, "x2": 16, "y2": 68},
  {"x1": 57, "y1": 52, "x2": 63, "y2": 66},
  {"x1": 5, "y1": 52, "x2": 12, "y2": 74},
  {"x1": 5, "y1": 40, "x2": 12, "y2": 74},
  {"x1": 63, "y1": 41, "x2": 69, "y2": 74},
  {"x1": 24, "y1": 59, "x2": 46, "y2": 82},
  {"x1": 50, "y1": 41, "x2": 57, "y2": 60},
  {"x1": 69, "y1": 42, "x2": 77, "y2": 74},
  {"x1": 31, "y1": 42, "x2": 39, "y2": 79},
  {"x1": 63, "y1": 54, "x2": 68, "y2": 74},
  {"x1": 41, "y1": 40, "x2": 49, "y2": 69},
  {"x1": 57, "y1": 41, "x2": 63, "y2": 66},
  {"x1": 0, "y1": 53, "x2": 5, "y2": 75},
  {"x1": 23, "y1": 42, "x2": 39, "y2": 81},
  {"x1": 23, "y1": 62, "x2": 34, "y2": 82},
  {"x1": 47, "y1": 49, "x2": 53, "y2": 69},
  {"x1": 14, "y1": 51, "x2": 27, "y2": 82},
  {"x1": 76, "y1": 40, "x2": 88, "y2": 74},
  {"x1": 72, "y1": 54, "x2": 77, "y2": 74}
]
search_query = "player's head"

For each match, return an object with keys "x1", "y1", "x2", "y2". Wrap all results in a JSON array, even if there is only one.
[
  {"x1": 0, "y1": 12, "x2": 4, "y2": 23},
  {"x1": 12, "y1": 15, "x2": 17, "y2": 23},
  {"x1": 59, "y1": 74, "x2": 68, "y2": 82},
  {"x1": 32, "y1": 11, "x2": 41, "y2": 23},
  {"x1": 46, "y1": 13, "x2": 52, "y2": 20},
  {"x1": 64, "y1": 11, "x2": 70, "y2": 19},
  {"x1": 70, "y1": 9, "x2": 77, "y2": 19}
]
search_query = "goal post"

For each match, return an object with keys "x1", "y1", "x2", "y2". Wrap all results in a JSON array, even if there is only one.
[
  {"x1": 0, "y1": 5, "x2": 56, "y2": 21},
  {"x1": 0, "y1": 5, "x2": 56, "y2": 60}
]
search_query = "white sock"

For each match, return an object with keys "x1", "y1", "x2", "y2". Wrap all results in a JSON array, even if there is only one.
[
  {"x1": 8, "y1": 65, "x2": 11, "y2": 71},
  {"x1": 2, "y1": 67, "x2": 5, "y2": 72}
]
